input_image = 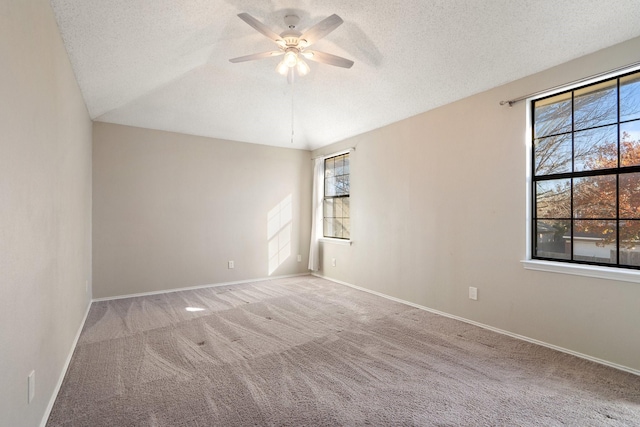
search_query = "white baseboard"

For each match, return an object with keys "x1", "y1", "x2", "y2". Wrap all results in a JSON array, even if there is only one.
[
  {"x1": 40, "y1": 300, "x2": 93, "y2": 427},
  {"x1": 92, "y1": 273, "x2": 310, "y2": 302},
  {"x1": 312, "y1": 273, "x2": 640, "y2": 377}
]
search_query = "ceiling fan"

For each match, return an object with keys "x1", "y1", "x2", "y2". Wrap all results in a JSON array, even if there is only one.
[{"x1": 229, "y1": 12, "x2": 354, "y2": 83}]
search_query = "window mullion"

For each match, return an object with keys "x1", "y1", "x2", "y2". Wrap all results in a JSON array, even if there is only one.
[
  {"x1": 570, "y1": 91, "x2": 575, "y2": 262},
  {"x1": 616, "y1": 77, "x2": 621, "y2": 266}
]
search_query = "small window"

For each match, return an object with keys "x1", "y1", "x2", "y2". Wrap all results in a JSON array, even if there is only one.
[
  {"x1": 531, "y1": 70, "x2": 640, "y2": 269},
  {"x1": 323, "y1": 153, "x2": 350, "y2": 239}
]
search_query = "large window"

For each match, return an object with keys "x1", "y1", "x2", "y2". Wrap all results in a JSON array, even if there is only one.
[
  {"x1": 532, "y1": 70, "x2": 640, "y2": 268},
  {"x1": 323, "y1": 153, "x2": 350, "y2": 239}
]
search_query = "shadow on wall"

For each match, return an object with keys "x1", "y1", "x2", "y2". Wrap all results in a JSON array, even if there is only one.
[{"x1": 268, "y1": 194, "x2": 292, "y2": 275}]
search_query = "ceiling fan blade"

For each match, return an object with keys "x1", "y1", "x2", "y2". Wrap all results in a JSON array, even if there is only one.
[
  {"x1": 229, "y1": 51, "x2": 283, "y2": 63},
  {"x1": 237, "y1": 13, "x2": 285, "y2": 46},
  {"x1": 303, "y1": 50, "x2": 354, "y2": 68},
  {"x1": 299, "y1": 14, "x2": 343, "y2": 47}
]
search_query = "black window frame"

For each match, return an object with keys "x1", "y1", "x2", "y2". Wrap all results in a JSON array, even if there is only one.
[
  {"x1": 323, "y1": 152, "x2": 350, "y2": 240},
  {"x1": 531, "y1": 69, "x2": 640, "y2": 270}
]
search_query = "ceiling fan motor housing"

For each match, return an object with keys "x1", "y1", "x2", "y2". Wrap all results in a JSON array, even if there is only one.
[
  {"x1": 281, "y1": 35, "x2": 302, "y2": 47},
  {"x1": 283, "y1": 14, "x2": 299, "y2": 29}
]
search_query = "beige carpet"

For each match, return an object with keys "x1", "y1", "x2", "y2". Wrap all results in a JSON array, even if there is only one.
[{"x1": 47, "y1": 275, "x2": 640, "y2": 426}]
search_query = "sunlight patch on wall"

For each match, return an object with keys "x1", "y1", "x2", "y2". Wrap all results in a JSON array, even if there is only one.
[{"x1": 268, "y1": 194, "x2": 292, "y2": 275}]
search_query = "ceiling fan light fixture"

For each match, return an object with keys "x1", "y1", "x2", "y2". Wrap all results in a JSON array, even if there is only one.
[
  {"x1": 296, "y1": 59, "x2": 310, "y2": 76},
  {"x1": 276, "y1": 60, "x2": 289, "y2": 76},
  {"x1": 283, "y1": 50, "x2": 298, "y2": 68}
]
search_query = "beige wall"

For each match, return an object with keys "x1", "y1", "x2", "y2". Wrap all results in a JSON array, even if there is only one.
[
  {"x1": 313, "y1": 36, "x2": 640, "y2": 373},
  {"x1": 92, "y1": 123, "x2": 311, "y2": 298},
  {"x1": 0, "y1": 1, "x2": 93, "y2": 426}
]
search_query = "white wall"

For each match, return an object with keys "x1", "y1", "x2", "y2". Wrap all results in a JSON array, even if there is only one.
[
  {"x1": 92, "y1": 123, "x2": 311, "y2": 298},
  {"x1": 313, "y1": 36, "x2": 640, "y2": 373},
  {"x1": 0, "y1": 1, "x2": 93, "y2": 426}
]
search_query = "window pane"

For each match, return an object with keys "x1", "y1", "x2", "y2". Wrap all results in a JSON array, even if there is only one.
[
  {"x1": 573, "y1": 125, "x2": 617, "y2": 171},
  {"x1": 573, "y1": 220, "x2": 616, "y2": 264},
  {"x1": 343, "y1": 155, "x2": 350, "y2": 175},
  {"x1": 535, "y1": 220, "x2": 570, "y2": 260},
  {"x1": 325, "y1": 177, "x2": 336, "y2": 197},
  {"x1": 620, "y1": 71, "x2": 640, "y2": 122},
  {"x1": 323, "y1": 218, "x2": 333, "y2": 237},
  {"x1": 335, "y1": 155, "x2": 344, "y2": 176},
  {"x1": 619, "y1": 220, "x2": 640, "y2": 267},
  {"x1": 342, "y1": 197, "x2": 350, "y2": 218},
  {"x1": 620, "y1": 120, "x2": 640, "y2": 167},
  {"x1": 332, "y1": 219, "x2": 344, "y2": 238},
  {"x1": 342, "y1": 218, "x2": 350, "y2": 239},
  {"x1": 574, "y1": 79, "x2": 617, "y2": 130},
  {"x1": 620, "y1": 172, "x2": 640, "y2": 219},
  {"x1": 324, "y1": 157, "x2": 335, "y2": 178},
  {"x1": 536, "y1": 179, "x2": 570, "y2": 218},
  {"x1": 534, "y1": 92, "x2": 572, "y2": 138},
  {"x1": 335, "y1": 175, "x2": 350, "y2": 196},
  {"x1": 573, "y1": 175, "x2": 616, "y2": 219},
  {"x1": 323, "y1": 199, "x2": 334, "y2": 218},
  {"x1": 334, "y1": 197, "x2": 343, "y2": 218},
  {"x1": 534, "y1": 134, "x2": 572, "y2": 176}
]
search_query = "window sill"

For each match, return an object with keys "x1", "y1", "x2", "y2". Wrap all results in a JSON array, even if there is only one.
[
  {"x1": 320, "y1": 237, "x2": 352, "y2": 246},
  {"x1": 521, "y1": 259, "x2": 640, "y2": 283}
]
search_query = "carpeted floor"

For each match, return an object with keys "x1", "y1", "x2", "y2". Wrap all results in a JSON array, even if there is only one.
[{"x1": 47, "y1": 275, "x2": 640, "y2": 426}]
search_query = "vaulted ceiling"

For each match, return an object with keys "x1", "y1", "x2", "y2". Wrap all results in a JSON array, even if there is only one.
[{"x1": 51, "y1": 0, "x2": 640, "y2": 150}]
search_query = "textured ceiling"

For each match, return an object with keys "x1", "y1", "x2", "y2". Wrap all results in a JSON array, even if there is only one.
[{"x1": 50, "y1": 0, "x2": 640, "y2": 150}]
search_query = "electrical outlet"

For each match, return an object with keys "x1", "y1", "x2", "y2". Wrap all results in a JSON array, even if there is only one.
[
  {"x1": 469, "y1": 287, "x2": 478, "y2": 301},
  {"x1": 297, "y1": 254, "x2": 302, "y2": 262},
  {"x1": 331, "y1": 258, "x2": 336, "y2": 267},
  {"x1": 28, "y1": 371, "x2": 35, "y2": 404},
  {"x1": 228, "y1": 261, "x2": 234, "y2": 269}
]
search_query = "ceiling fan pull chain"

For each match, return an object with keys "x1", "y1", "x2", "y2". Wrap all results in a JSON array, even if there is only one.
[{"x1": 291, "y1": 74, "x2": 295, "y2": 144}]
